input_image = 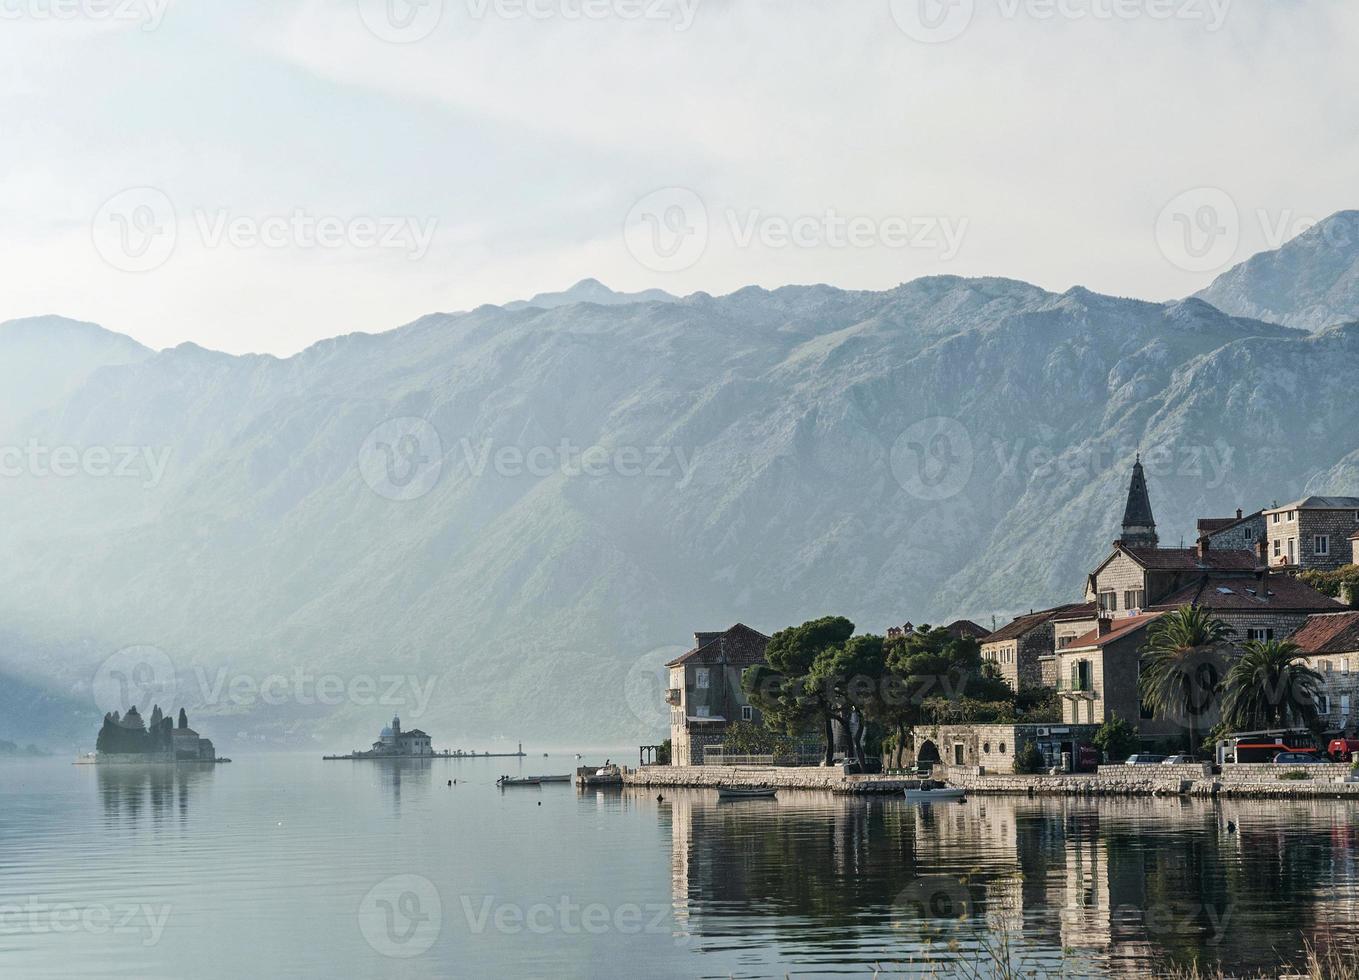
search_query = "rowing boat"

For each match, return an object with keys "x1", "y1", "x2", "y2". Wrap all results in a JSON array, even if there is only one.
[{"x1": 716, "y1": 784, "x2": 777, "y2": 800}]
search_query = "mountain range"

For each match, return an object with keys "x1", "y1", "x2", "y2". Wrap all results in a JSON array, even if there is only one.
[{"x1": 3, "y1": 212, "x2": 1358, "y2": 750}]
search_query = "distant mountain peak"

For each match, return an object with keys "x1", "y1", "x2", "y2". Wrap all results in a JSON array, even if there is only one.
[
  {"x1": 0, "y1": 314, "x2": 148, "y2": 349},
  {"x1": 1195, "y1": 207, "x2": 1359, "y2": 332},
  {"x1": 504, "y1": 279, "x2": 680, "y2": 311}
]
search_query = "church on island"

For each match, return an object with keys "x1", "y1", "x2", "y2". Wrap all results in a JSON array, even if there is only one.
[{"x1": 359, "y1": 715, "x2": 433, "y2": 758}]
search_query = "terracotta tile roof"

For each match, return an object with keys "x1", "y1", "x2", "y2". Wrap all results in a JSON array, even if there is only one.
[
  {"x1": 1149, "y1": 574, "x2": 1343, "y2": 613},
  {"x1": 982, "y1": 603, "x2": 1092, "y2": 643},
  {"x1": 1065, "y1": 612, "x2": 1163, "y2": 650},
  {"x1": 665, "y1": 623, "x2": 770, "y2": 667},
  {"x1": 1290, "y1": 612, "x2": 1359, "y2": 655},
  {"x1": 1124, "y1": 547, "x2": 1258, "y2": 571},
  {"x1": 944, "y1": 619, "x2": 988, "y2": 639},
  {"x1": 1050, "y1": 602, "x2": 1099, "y2": 623},
  {"x1": 1197, "y1": 518, "x2": 1237, "y2": 532}
]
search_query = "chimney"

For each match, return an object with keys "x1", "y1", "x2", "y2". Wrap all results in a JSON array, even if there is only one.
[
  {"x1": 1255, "y1": 538, "x2": 1267, "y2": 564},
  {"x1": 1236, "y1": 508, "x2": 1243, "y2": 520},
  {"x1": 1097, "y1": 614, "x2": 1113, "y2": 637},
  {"x1": 1196, "y1": 536, "x2": 1211, "y2": 559}
]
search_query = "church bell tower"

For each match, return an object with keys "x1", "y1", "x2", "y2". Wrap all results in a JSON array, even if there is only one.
[{"x1": 1118, "y1": 455, "x2": 1159, "y2": 549}]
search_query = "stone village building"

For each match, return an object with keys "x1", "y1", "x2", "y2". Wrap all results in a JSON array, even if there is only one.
[
  {"x1": 660, "y1": 465, "x2": 1357, "y2": 766},
  {"x1": 1197, "y1": 508, "x2": 1266, "y2": 554},
  {"x1": 1263, "y1": 496, "x2": 1359, "y2": 571},
  {"x1": 909, "y1": 722, "x2": 1100, "y2": 774},
  {"x1": 1054, "y1": 460, "x2": 1344, "y2": 740},
  {"x1": 1290, "y1": 611, "x2": 1359, "y2": 736},
  {"x1": 980, "y1": 603, "x2": 1093, "y2": 691},
  {"x1": 667, "y1": 624, "x2": 770, "y2": 766}
]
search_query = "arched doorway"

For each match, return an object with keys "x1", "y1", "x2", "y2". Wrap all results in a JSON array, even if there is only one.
[{"x1": 916, "y1": 739, "x2": 941, "y2": 766}]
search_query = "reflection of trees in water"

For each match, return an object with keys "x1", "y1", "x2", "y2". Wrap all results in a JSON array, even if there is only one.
[
  {"x1": 667, "y1": 793, "x2": 1359, "y2": 975},
  {"x1": 97, "y1": 764, "x2": 213, "y2": 825},
  {"x1": 675, "y1": 792, "x2": 920, "y2": 925}
]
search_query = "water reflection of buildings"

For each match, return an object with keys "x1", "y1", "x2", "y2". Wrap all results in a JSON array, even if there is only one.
[
  {"x1": 371, "y1": 757, "x2": 434, "y2": 810},
  {"x1": 663, "y1": 791, "x2": 1359, "y2": 976},
  {"x1": 97, "y1": 763, "x2": 214, "y2": 824}
]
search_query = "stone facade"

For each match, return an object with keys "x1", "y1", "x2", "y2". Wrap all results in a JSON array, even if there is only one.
[
  {"x1": 1264, "y1": 497, "x2": 1359, "y2": 571},
  {"x1": 908, "y1": 723, "x2": 1099, "y2": 773},
  {"x1": 1290, "y1": 611, "x2": 1359, "y2": 734},
  {"x1": 981, "y1": 603, "x2": 1092, "y2": 692},
  {"x1": 1198, "y1": 510, "x2": 1266, "y2": 553},
  {"x1": 1055, "y1": 617, "x2": 1234, "y2": 745},
  {"x1": 667, "y1": 624, "x2": 770, "y2": 766}
]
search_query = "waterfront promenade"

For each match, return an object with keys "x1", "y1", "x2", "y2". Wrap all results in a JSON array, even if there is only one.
[{"x1": 624, "y1": 762, "x2": 1359, "y2": 799}]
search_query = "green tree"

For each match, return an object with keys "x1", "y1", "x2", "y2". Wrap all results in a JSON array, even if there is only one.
[
  {"x1": 1092, "y1": 715, "x2": 1139, "y2": 762},
  {"x1": 743, "y1": 616, "x2": 855, "y2": 765},
  {"x1": 1299, "y1": 565, "x2": 1359, "y2": 607},
  {"x1": 1014, "y1": 741, "x2": 1046, "y2": 774},
  {"x1": 875, "y1": 625, "x2": 1013, "y2": 766},
  {"x1": 1219, "y1": 639, "x2": 1323, "y2": 732},
  {"x1": 1138, "y1": 606, "x2": 1232, "y2": 754},
  {"x1": 721, "y1": 720, "x2": 791, "y2": 756},
  {"x1": 808, "y1": 633, "x2": 890, "y2": 767}
]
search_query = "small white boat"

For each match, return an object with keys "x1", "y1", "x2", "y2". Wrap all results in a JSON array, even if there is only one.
[
  {"x1": 905, "y1": 785, "x2": 965, "y2": 802},
  {"x1": 716, "y1": 784, "x2": 777, "y2": 800}
]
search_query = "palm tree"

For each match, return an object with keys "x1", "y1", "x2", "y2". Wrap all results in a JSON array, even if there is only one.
[
  {"x1": 1219, "y1": 640, "x2": 1323, "y2": 732},
  {"x1": 1138, "y1": 605, "x2": 1232, "y2": 754}
]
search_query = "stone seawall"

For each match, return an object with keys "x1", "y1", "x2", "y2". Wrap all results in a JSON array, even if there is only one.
[
  {"x1": 941, "y1": 764, "x2": 1359, "y2": 799},
  {"x1": 623, "y1": 764, "x2": 1359, "y2": 799},
  {"x1": 622, "y1": 765, "x2": 917, "y2": 793}
]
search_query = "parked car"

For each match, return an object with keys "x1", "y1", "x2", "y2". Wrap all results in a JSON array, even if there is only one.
[
  {"x1": 1124, "y1": 754, "x2": 1167, "y2": 765},
  {"x1": 1272, "y1": 751, "x2": 1325, "y2": 764},
  {"x1": 1327, "y1": 738, "x2": 1359, "y2": 762},
  {"x1": 1162, "y1": 754, "x2": 1198, "y2": 765}
]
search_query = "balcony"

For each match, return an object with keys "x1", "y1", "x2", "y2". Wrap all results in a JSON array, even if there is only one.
[
  {"x1": 664, "y1": 688, "x2": 682, "y2": 706},
  {"x1": 1056, "y1": 678, "x2": 1096, "y2": 697}
]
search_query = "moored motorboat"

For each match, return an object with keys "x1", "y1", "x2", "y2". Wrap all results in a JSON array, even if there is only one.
[
  {"x1": 716, "y1": 784, "x2": 777, "y2": 800},
  {"x1": 576, "y1": 764, "x2": 623, "y2": 787},
  {"x1": 498, "y1": 775, "x2": 542, "y2": 787}
]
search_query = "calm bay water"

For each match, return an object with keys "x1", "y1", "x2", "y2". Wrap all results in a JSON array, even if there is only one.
[{"x1": 2, "y1": 754, "x2": 1358, "y2": 978}]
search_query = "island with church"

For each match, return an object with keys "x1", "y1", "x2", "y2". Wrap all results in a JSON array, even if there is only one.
[
  {"x1": 322, "y1": 715, "x2": 527, "y2": 760},
  {"x1": 92, "y1": 705, "x2": 225, "y2": 764}
]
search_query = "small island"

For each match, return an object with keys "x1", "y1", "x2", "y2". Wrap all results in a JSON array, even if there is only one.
[{"x1": 95, "y1": 705, "x2": 223, "y2": 764}]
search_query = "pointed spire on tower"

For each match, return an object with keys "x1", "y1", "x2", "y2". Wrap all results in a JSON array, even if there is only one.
[{"x1": 1119, "y1": 455, "x2": 1158, "y2": 548}]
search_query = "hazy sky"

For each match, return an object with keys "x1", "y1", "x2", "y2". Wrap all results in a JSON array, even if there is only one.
[{"x1": 1, "y1": 0, "x2": 1355, "y2": 355}]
